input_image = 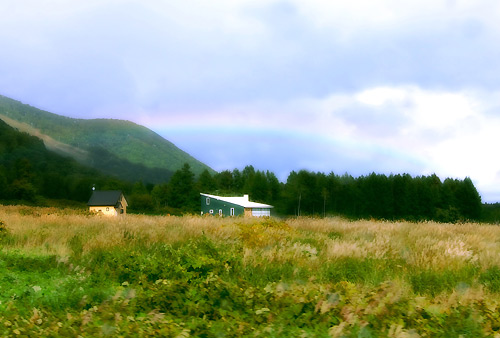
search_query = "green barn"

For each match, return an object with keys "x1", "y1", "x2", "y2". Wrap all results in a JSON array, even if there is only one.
[{"x1": 200, "y1": 193, "x2": 273, "y2": 217}]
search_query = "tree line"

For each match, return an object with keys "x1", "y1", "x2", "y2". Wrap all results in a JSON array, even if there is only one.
[
  {"x1": 0, "y1": 119, "x2": 485, "y2": 222},
  {"x1": 0, "y1": 119, "x2": 125, "y2": 203},
  {"x1": 127, "y1": 164, "x2": 482, "y2": 222}
]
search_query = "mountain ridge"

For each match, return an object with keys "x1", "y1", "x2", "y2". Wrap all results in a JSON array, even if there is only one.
[{"x1": 0, "y1": 94, "x2": 213, "y2": 183}]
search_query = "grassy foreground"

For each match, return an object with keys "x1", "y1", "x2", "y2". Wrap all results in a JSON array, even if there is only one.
[{"x1": 1, "y1": 206, "x2": 500, "y2": 337}]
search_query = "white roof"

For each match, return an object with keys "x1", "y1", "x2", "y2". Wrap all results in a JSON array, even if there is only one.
[{"x1": 201, "y1": 193, "x2": 273, "y2": 209}]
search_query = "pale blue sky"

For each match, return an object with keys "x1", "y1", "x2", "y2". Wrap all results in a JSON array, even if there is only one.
[{"x1": 1, "y1": 1, "x2": 500, "y2": 201}]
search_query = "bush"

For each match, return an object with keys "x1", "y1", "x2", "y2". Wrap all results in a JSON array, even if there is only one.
[
  {"x1": 0, "y1": 220, "x2": 7, "y2": 238},
  {"x1": 479, "y1": 266, "x2": 500, "y2": 293}
]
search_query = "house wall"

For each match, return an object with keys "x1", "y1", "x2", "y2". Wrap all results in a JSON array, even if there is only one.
[
  {"x1": 244, "y1": 208, "x2": 252, "y2": 217},
  {"x1": 89, "y1": 206, "x2": 118, "y2": 216},
  {"x1": 201, "y1": 196, "x2": 244, "y2": 216}
]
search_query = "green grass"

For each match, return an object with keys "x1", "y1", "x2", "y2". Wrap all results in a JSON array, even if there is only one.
[{"x1": 1, "y1": 208, "x2": 500, "y2": 336}]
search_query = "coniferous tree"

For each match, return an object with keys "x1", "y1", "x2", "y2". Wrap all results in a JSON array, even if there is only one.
[
  {"x1": 250, "y1": 170, "x2": 269, "y2": 202},
  {"x1": 457, "y1": 177, "x2": 482, "y2": 220},
  {"x1": 151, "y1": 183, "x2": 169, "y2": 208},
  {"x1": 197, "y1": 169, "x2": 217, "y2": 193},
  {"x1": 215, "y1": 170, "x2": 234, "y2": 193},
  {"x1": 392, "y1": 174, "x2": 412, "y2": 219},
  {"x1": 266, "y1": 170, "x2": 281, "y2": 205},
  {"x1": 167, "y1": 163, "x2": 197, "y2": 211},
  {"x1": 232, "y1": 169, "x2": 244, "y2": 193}
]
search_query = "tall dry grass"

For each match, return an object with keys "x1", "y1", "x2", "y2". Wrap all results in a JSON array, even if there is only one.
[
  {"x1": 0, "y1": 206, "x2": 249, "y2": 256},
  {"x1": 3, "y1": 206, "x2": 500, "y2": 337},
  {"x1": 1, "y1": 205, "x2": 500, "y2": 273},
  {"x1": 287, "y1": 217, "x2": 500, "y2": 270}
]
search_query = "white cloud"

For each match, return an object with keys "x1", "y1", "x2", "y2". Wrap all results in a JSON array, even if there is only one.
[
  {"x1": 2, "y1": 1, "x2": 500, "y2": 201},
  {"x1": 147, "y1": 85, "x2": 500, "y2": 201},
  {"x1": 288, "y1": 0, "x2": 500, "y2": 36}
]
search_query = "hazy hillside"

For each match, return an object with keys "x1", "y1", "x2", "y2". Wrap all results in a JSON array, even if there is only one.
[
  {"x1": 0, "y1": 95, "x2": 212, "y2": 182},
  {"x1": 0, "y1": 119, "x2": 127, "y2": 202}
]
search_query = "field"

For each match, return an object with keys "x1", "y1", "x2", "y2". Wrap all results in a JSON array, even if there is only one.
[{"x1": 1, "y1": 206, "x2": 500, "y2": 337}]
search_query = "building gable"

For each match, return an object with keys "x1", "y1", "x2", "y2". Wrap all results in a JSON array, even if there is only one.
[{"x1": 88, "y1": 190, "x2": 128, "y2": 216}]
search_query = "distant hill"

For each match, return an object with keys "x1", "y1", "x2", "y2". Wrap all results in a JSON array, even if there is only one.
[
  {"x1": 0, "y1": 118, "x2": 128, "y2": 202},
  {"x1": 0, "y1": 95, "x2": 213, "y2": 184}
]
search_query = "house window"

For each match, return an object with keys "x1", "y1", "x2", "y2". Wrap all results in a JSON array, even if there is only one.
[
  {"x1": 206, "y1": 197, "x2": 210, "y2": 205},
  {"x1": 219, "y1": 209, "x2": 223, "y2": 216},
  {"x1": 230, "y1": 208, "x2": 235, "y2": 216},
  {"x1": 252, "y1": 208, "x2": 271, "y2": 217}
]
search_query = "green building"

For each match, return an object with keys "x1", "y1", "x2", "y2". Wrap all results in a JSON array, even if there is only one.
[{"x1": 200, "y1": 193, "x2": 273, "y2": 217}]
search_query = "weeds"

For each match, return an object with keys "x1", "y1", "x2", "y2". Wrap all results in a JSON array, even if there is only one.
[
  {"x1": 1, "y1": 206, "x2": 500, "y2": 336},
  {"x1": 0, "y1": 219, "x2": 7, "y2": 238}
]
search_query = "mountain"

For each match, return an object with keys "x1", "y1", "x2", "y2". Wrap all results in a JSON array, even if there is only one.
[
  {"x1": 0, "y1": 95, "x2": 213, "y2": 183},
  {"x1": 0, "y1": 118, "x2": 127, "y2": 202}
]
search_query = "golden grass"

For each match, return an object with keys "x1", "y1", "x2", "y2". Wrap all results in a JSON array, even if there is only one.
[
  {"x1": 286, "y1": 217, "x2": 500, "y2": 270},
  {"x1": 1, "y1": 205, "x2": 500, "y2": 273},
  {"x1": 4, "y1": 206, "x2": 500, "y2": 337}
]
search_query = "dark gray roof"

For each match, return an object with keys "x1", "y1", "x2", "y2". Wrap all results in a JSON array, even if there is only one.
[{"x1": 87, "y1": 190, "x2": 125, "y2": 206}]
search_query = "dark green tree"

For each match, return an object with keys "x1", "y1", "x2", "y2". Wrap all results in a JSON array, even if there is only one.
[
  {"x1": 392, "y1": 174, "x2": 413, "y2": 219},
  {"x1": 249, "y1": 170, "x2": 269, "y2": 202},
  {"x1": 232, "y1": 169, "x2": 244, "y2": 193},
  {"x1": 129, "y1": 181, "x2": 154, "y2": 212},
  {"x1": 0, "y1": 166, "x2": 8, "y2": 199},
  {"x1": 456, "y1": 177, "x2": 482, "y2": 220},
  {"x1": 197, "y1": 169, "x2": 217, "y2": 193},
  {"x1": 266, "y1": 170, "x2": 281, "y2": 204},
  {"x1": 214, "y1": 170, "x2": 233, "y2": 193},
  {"x1": 151, "y1": 183, "x2": 169, "y2": 209},
  {"x1": 167, "y1": 163, "x2": 198, "y2": 211}
]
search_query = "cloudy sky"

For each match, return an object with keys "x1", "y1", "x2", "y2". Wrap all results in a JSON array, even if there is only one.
[{"x1": 1, "y1": 0, "x2": 500, "y2": 201}]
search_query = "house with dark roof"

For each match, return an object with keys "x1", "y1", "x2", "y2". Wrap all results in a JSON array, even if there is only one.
[
  {"x1": 200, "y1": 193, "x2": 273, "y2": 217},
  {"x1": 87, "y1": 190, "x2": 128, "y2": 216}
]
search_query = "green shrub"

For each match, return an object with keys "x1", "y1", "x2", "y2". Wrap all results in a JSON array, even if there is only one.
[
  {"x1": 0, "y1": 220, "x2": 7, "y2": 236},
  {"x1": 322, "y1": 258, "x2": 404, "y2": 285},
  {"x1": 479, "y1": 266, "x2": 500, "y2": 293},
  {"x1": 410, "y1": 266, "x2": 478, "y2": 296}
]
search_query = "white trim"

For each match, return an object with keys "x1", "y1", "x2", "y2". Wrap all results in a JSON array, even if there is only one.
[{"x1": 200, "y1": 193, "x2": 273, "y2": 209}]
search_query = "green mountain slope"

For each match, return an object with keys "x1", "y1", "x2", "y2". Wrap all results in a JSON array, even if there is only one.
[
  {"x1": 0, "y1": 119, "x2": 127, "y2": 202},
  {"x1": 0, "y1": 95, "x2": 212, "y2": 182}
]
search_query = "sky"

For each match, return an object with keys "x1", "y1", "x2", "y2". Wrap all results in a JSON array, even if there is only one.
[{"x1": 1, "y1": 0, "x2": 500, "y2": 202}]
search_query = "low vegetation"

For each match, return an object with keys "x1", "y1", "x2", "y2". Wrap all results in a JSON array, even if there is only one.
[{"x1": 1, "y1": 206, "x2": 500, "y2": 337}]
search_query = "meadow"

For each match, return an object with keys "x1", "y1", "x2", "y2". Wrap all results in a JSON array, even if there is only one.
[{"x1": 1, "y1": 206, "x2": 500, "y2": 337}]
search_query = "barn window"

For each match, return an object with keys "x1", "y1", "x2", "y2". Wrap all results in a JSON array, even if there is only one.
[
  {"x1": 219, "y1": 209, "x2": 223, "y2": 216},
  {"x1": 209, "y1": 209, "x2": 214, "y2": 214},
  {"x1": 230, "y1": 208, "x2": 235, "y2": 216},
  {"x1": 106, "y1": 207, "x2": 110, "y2": 211},
  {"x1": 206, "y1": 197, "x2": 210, "y2": 205},
  {"x1": 252, "y1": 208, "x2": 271, "y2": 217}
]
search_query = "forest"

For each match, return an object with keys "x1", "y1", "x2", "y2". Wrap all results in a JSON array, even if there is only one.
[
  {"x1": 148, "y1": 165, "x2": 483, "y2": 223},
  {"x1": 0, "y1": 118, "x2": 487, "y2": 222}
]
